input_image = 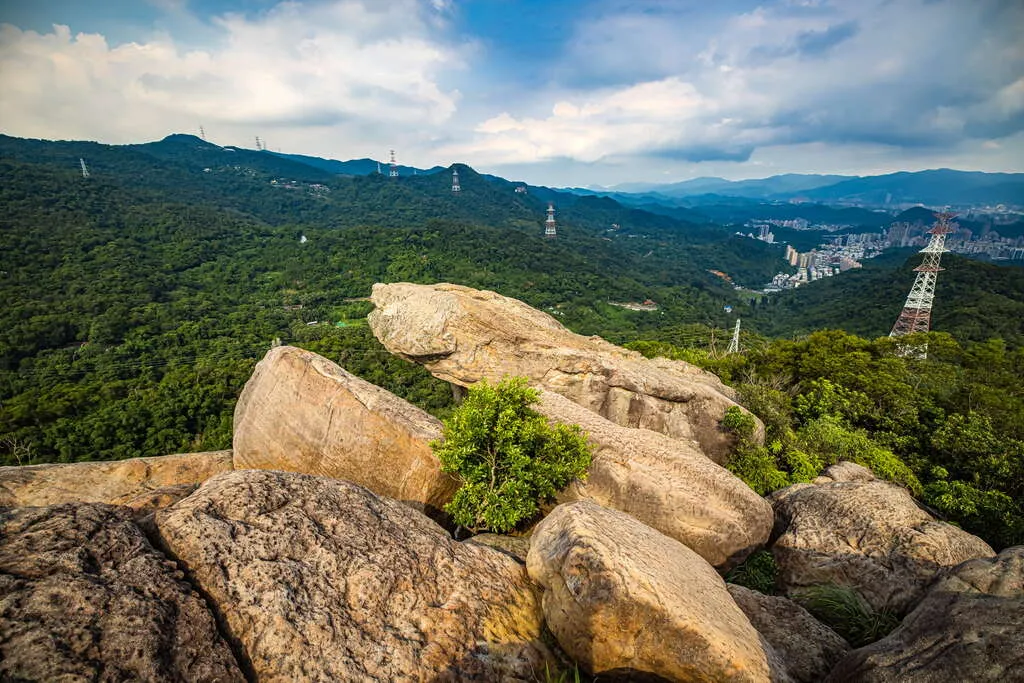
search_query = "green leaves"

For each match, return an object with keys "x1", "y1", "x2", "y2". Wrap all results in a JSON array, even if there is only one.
[{"x1": 432, "y1": 377, "x2": 592, "y2": 533}]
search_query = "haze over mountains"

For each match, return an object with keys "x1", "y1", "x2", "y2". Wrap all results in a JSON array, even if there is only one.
[{"x1": 590, "y1": 170, "x2": 1024, "y2": 208}]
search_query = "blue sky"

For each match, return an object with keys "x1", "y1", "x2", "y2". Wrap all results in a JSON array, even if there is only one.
[{"x1": 1, "y1": 0, "x2": 1021, "y2": 187}]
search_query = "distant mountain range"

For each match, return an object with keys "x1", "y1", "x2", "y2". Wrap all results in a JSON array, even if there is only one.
[{"x1": 587, "y1": 169, "x2": 1024, "y2": 209}]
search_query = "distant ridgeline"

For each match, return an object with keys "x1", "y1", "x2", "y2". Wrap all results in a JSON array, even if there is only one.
[{"x1": 0, "y1": 130, "x2": 1022, "y2": 550}]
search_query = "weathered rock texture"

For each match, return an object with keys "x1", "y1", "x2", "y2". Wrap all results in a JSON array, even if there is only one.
[
  {"x1": 729, "y1": 584, "x2": 850, "y2": 683},
  {"x1": 538, "y1": 390, "x2": 772, "y2": 568},
  {"x1": 0, "y1": 450, "x2": 232, "y2": 511},
  {"x1": 155, "y1": 469, "x2": 553, "y2": 681},
  {"x1": 827, "y1": 546, "x2": 1024, "y2": 682},
  {"x1": 368, "y1": 282, "x2": 759, "y2": 461},
  {"x1": 813, "y1": 460, "x2": 875, "y2": 484},
  {"x1": 0, "y1": 503, "x2": 244, "y2": 682},
  {"x1": 771, "y1": 477, "x2": 995, "y2": 615},
  {"x1": 232, "y1": 345, "x2": 457, "y2": 514},
  {"x1": 527, "y1": 500, "x2": 773, "y2": 682}
]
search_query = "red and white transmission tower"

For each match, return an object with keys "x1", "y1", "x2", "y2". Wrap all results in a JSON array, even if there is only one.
[
  {"x1": 545, "y1": 203, "x2": 557, "y2": 238},
  {"x1": 389, "y1": 150, "x2": 399, "y2": 177},
  {"x1": 889, "y1": 211, "x2": 956, "y2": 338}
]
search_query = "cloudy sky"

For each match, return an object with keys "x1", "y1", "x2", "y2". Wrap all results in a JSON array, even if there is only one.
[{"x1": 1, "y1": 0, "x2": 1021, "y2": 186}]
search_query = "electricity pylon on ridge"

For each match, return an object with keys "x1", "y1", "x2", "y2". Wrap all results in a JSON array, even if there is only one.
[
  {"x1": 889, "y1": 212, "x2": 956, "y2": 344},
  {"x1": 727, "y1": 318, "x2": 741, "y2": 354}
]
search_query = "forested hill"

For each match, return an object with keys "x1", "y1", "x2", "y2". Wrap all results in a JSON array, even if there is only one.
[
  {"x1": 0, "y1": 132, "x2": 782, "y2": 464},
  {"x1": 748, "y1": 251, "x2": 1024, "y2": 348}
]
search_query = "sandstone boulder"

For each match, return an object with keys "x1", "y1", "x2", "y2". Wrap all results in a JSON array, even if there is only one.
[
  {"x1": 771, "y1": 477, "x2": 995, "y2": 615},
  {"x1": 813, "y1": 460, "x2": 875, "y2": 484},
  {"x1": 527, "y1": 500, "x2": 773, "y2": 681},
  {"x1": 827, "y1": 546, "x2": 1024, "y2": 682},
  {"x1": 0, "y1": 503, "x2": 244, "y2": 682},
  {"x1": 155, "y1": 469, "x2": 553, "y2": 681},
  {"x1": 232, "y1": 345, "x2": 456, "y2": 515},
  {"x1": 538, "y1": 390, "x2": 772, "y2": 567},
  {"x1": 0, "y1": 450, "x2": 232, "y2": 511},
  {"x1": 728, "y1": 584, "x2": 850, "y2": 683},
  {"x1": 368, "y1": 282, "x2": 760, "y2": 461}
]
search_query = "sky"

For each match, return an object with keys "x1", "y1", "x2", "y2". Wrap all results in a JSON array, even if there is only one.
[{"x1": 0, "y1": 0, "x2": 1022, "y2": 187}]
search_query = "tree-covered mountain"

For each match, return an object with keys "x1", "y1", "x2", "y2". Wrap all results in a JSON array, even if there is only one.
[
  {"x1": 269, "y1": 150, "x2": 446, "y2": 177},
  {"x1": 576, "y1": 168, "x2": 1024, "y2": 209},
  {"x1": 0, "y1": 132, "x2": 786, "y2": 465},
  {"x1": 747, "y1": 251, "x2": 1024, "y2": 348}
]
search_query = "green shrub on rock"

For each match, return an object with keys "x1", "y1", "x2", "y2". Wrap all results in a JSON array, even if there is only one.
[{"x1": 432, "y1": 377, "x2": 592, "y2": 534}]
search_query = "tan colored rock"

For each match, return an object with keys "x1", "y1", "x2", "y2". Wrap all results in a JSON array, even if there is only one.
[
  {"x1": 232, "y1": 345, "x2": 457, "y2": 515},
  {"x1": 827, "y1": 546, "x2": 1024, "y2": 682},
  {"x1": 464, "y1": 533, "x2": 531, "y2": 564},
  {"x1": 0, "y1": 450, "x2": 232, "y2": 510},
  {"x1": 527, "y1": 500, "x2": 774, "y2": 682},
  {"x1": 155, "y1": 469, "x2": 553, "y2": 681},
  {"x1": 812, "y1": 460, "x2": 875, "y2": 485},
  {"x1": 771, "y1": 477, "x2": 995, "y2": 615},
  {"x1": 368, "y1": 282, "x2": 760, "y2": 462},
  {"x1": 0, "y1": 503, "x2": 244, "y2": 682},
  {"x1": 728, "y1": 584, "x2": 850, "y2": 683},
  {"x1": 538, "y1": 390, "x2": 772, "y2": 568}
]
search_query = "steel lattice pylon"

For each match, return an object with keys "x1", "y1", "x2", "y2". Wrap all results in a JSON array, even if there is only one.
[{"x1": 890, "y1": 211, "x2": 956, "y2": 338}]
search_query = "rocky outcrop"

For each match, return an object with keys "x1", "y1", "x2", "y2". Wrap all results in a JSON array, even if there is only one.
[
  {"x1": 368, "y1": 282, "x2": 760, "y2": 461},
  {"x1": 771, "y1": 476, "x2": 995, "y2": 615},
  {"x1": 0, "y1": 503, "x2": 244, "y2": 682},
  {"x1": 527, "y1": 500, "x2": 773, "y2": 681},
  {"x1": 728, "y1": 584, "x2": 850, "y2": 683},
  {"x1": 827, "y1": 546, "x2": 1024, "y2": 682},
  {"x1": 0, "y1": 450, "x2": 232, "y2": 511},
  {"x1": 813, "y1": 460, "x2": 875, "y2": 484},
  {"x1": 538, "y1": 390, "x2": 772, "y2": 568},
  {"x1": 232, "y1": 345, "x2": 457, "y2": 515},
  {"x1": 155, "y1": 469, "x2": 553, "y2": 681}
]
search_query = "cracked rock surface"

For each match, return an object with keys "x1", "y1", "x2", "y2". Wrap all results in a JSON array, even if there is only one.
[
  {"x1": 538, "y1": 389, "x2": 772, "y2": 568},
  {"x1": 826, "y1": 546, "x2": 1024, "y2": 682},
  {"x1": 527, "y1": 500, "x2": 773, "y2": 682},
  {"x1": 0, "y1": 502, "x2": 245, "y2": 682},
  {"x1": 771, "y1": 476, "x2": 995, "y2": 615},
  {"x1": 155, "y1": 469, "x2": 554, "y2": 682},
  {"x1": 233, "y1": 345, "x2": 457, "y2": 515},
  {"x1": 368, "y1": 281, "x2": 760, "y2": 462},
  {"x1": 0, "y1": 450, "x2": 232, "y2": 510},
  {"x1": 728, "y1": 584, "x2": 850, "y2": 683}
]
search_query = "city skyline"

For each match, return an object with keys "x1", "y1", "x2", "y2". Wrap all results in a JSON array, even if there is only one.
[{"x1": 1, "y1": 0, "x2": 1022, "y2": 187}]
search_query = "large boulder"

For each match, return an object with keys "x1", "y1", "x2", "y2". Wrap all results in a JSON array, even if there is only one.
[
  {"x1": 368, "y1": 282, "x2": 759, "y2": 462},
  {"x1": 232, "y1": 345, "x2": 457, "y2": 515},
  {"x1": 771, "y1": 475, "x2": 995, "y2": 615},
  {"x1": 827, "y1": 546, "x2": 1024, "y2": 682},
  {"x1": 155, "y1": 469, "x2": 554, "y2": 681},
  {"x1": 728, "y1": 584, "x2": 850, "y2": 683},
  {"x1": 538, "y1": 390, "x2": 772, "y2": 568},
  {"x1": 527, "y1": 500, "x2": 774, "y2": 681},
  {"x1": 0, "y1": 503, "x2": 244, "y2": 682},
  {"x1": 0, "y1": 450, "x2": 232, "y2": 511}
]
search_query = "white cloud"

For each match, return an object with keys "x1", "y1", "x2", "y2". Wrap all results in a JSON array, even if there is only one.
[
  {"x1": 0, "y1": 0, "x2": 465, "y2": 159},
  {"x1": 457, "y1": 0, "x2": 1024, "y2": 175}
]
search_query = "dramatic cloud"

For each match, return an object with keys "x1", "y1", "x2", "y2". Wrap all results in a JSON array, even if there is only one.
[
  {"x1": 0, "y1": 0, "x2": 1021, "y2": 183},
  {"x1": 0, "y1": 0, "x2": 465, "y2": 159},
  {"x1": 459, "y1": 0, "x2": 1024, "y2": 178}
]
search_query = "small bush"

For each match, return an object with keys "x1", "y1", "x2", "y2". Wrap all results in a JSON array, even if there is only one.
[
  {"x1": 792, "y1": 584, "x2": 900, "y2": 647},
  {"x1": 797, "y1": 416, "x2": 921, "y2": 495},
  {"x1": 432, "y1": 377, "x2": 592, "y2": 533},
  {"x1": 725, "y1": 550, "x2": 778, "y2": 595}
]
